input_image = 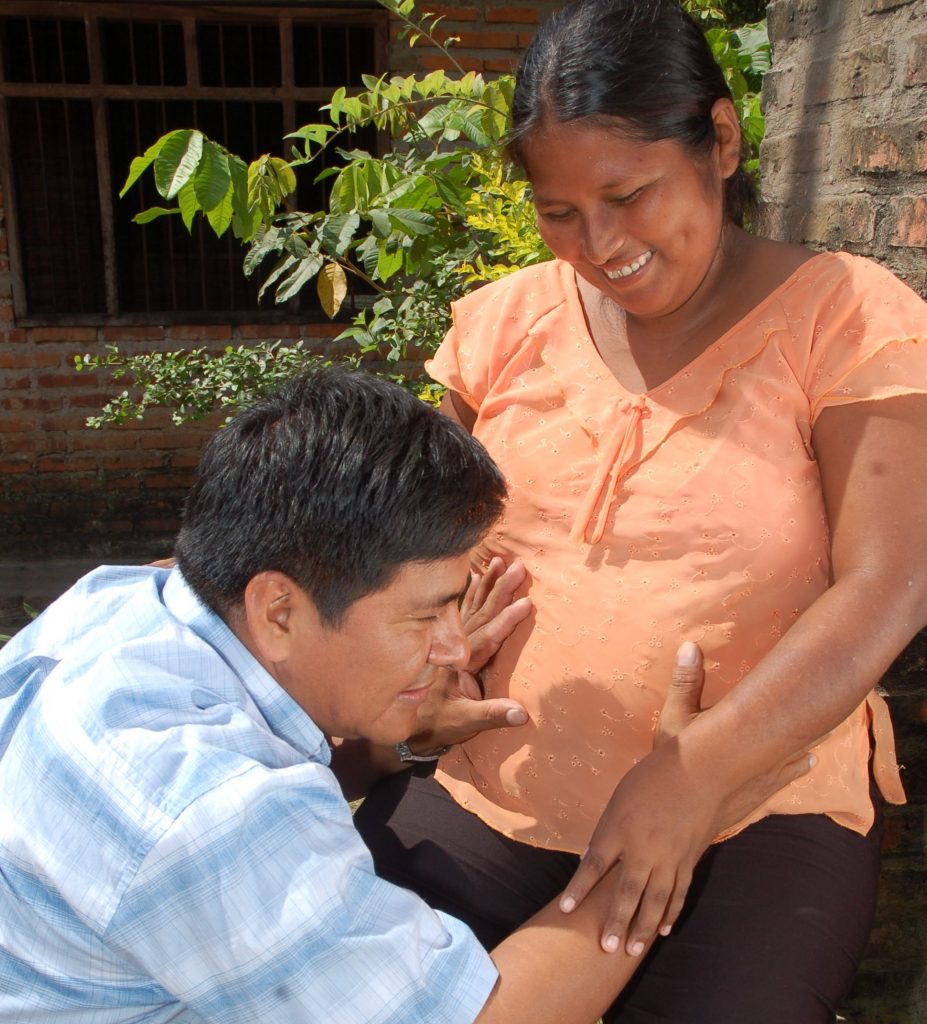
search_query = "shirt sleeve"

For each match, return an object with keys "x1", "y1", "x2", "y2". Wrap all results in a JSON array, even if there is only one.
[
  {"x1": 104, "y1": 762, "x2": 498, "y2": 1024},
  {"x1": 803, "y1": 256, "x2": 927, "y2": 425}
]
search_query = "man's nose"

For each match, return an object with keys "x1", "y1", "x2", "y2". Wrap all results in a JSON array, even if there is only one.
[{"x1": 428, "y1": 607, "x2": 470, "y2": 671}]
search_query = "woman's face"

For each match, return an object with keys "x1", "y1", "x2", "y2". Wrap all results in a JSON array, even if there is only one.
[{"x1": 523, "y1": 103, "x2": 741, "y2": 323}]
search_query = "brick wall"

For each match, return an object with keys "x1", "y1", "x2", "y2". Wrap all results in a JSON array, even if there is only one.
[
  {"x1": 0, "y1": 0, "x2": 559, "y2": 564},
  {"x1": 763, "y1": 1, "x2": 927, "y2": 1019}
]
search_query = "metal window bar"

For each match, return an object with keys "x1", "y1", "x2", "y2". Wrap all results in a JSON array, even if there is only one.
[{"x1": 0, "y1": 3, "x2": 385, "y2": 323}]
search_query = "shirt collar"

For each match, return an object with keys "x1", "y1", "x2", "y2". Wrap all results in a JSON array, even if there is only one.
[{"x1": 162, "y1": 567, "x2": 331, "y2": 765}]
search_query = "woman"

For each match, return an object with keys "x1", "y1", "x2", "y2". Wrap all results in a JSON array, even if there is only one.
[{"x1": 355, "y1": 1, "x2": 927, "y2": 1019}]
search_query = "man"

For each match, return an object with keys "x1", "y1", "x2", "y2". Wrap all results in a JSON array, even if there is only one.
[{"x1": 0, "y1": 368, "x2": 805, "y2": 1023}]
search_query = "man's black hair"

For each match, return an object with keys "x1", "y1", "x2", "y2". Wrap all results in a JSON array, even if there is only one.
[{"x1": 175, "y1": 367, "x2": 506, "y2": 626}]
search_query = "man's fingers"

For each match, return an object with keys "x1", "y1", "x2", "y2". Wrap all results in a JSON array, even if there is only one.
[{"x1": 448, "y1": 694, "x2": 527, "y2": 739}]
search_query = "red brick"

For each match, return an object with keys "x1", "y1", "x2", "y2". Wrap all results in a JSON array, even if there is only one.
[
  {"x1": 447, "y1": 29, "x2": 520, "y2": 49},
  {"x1": 486, "y1": 6, "x2": 540, "y2": 23},
  {"x1": 143, "y1": 473, "x2": 195, "y2": 488},
  {"x1": 170, "y1": 453, "x2": 203, "y2": 468},
  {"x1": 0, "y1": 303, "x2": 13, "y2": 322},
  {"x1": 1, "y1": 375, "x2": 31, "y2": 390},
  {"x1": 30, "y1": 326, "x2": 99, "y2": 344},
  {"x1": 847, "y1": 122, "x2": 927, "y2": 175},
  {"x1": 236, "y1": 323, "x2": 303, "y2": 340},
  {"x1": 69, "y1": 431, "x2": 142, "y2": 451},
  {"x1": 806, "y1": 197, "x2": 876, "y2": 246},
  {"x1": 303, "y1": 322, "x2": 351, "y2": 340},
  {"x1": 36, "y1": 456, "x2": 98, "y2": 472},
  {"x1": 405, "y1": 4, "x2": 478, "y2": 21},
  {"x1": 0, "y1": 352, "x2": 60, "y2": 369},
  {"x1": 139, "y1": 431, "x2": 209, "y2": 450},
  {"x1": 0, "y1": 415, "x2": 32, "y2": 432},
  {"x1": 42, "y1": 412, "x2": 96, "y2": 432},
  {"x1": 0, "y1": 437, "x2": 40, "y2": 453},
  {"x1": 483, "y1": 56, "x2": 520, "y2": 73},
  {"x1": 0, "y1": 459, "x2": 31, "y2": 473},
  {"x1": 167, "y1": 325, "x2": 233, "y2": 342},
  {"x1": 1, "y1": 328, "x2": 27, "y2": 343},
  {"x1": 905, "y1": 33, "x2": 927, "y2": 88},
  {"x1": 888, "y1": 197, "x2": 927, "y2": 248},
  {"x1": 36, "y1": 373, "x2": 95, "y2": 389},
  {"x1": 98, "y1": 453, "x2": 165, "y2": 471},
  {"x1": 102, "y1": 325, "x2": 167, "y2": 342},
  {"x1": 419, "y1": 53, "x2": 480, "y2": 72},
  {"x1": 106, "y1": 476, "x2": 143, "y2": 490},
  {"x1": 140, "y1": 518, "x2": 180, "y2": 532}
]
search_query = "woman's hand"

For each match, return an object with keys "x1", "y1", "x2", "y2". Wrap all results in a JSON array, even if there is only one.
[
  {"x1": 559, "y1": 641, "x2": 815, "y2": 956},
  {"x1": 461, "y1": 556, "x2": 533, "y2": 676},
  {"x1": 406, "y1": 556, "x2": 532, "y2": 752}
]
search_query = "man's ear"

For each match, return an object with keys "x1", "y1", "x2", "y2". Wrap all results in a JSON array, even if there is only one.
[{"x1": 242, "y1": 570, "x2": 310, "y2": 664}]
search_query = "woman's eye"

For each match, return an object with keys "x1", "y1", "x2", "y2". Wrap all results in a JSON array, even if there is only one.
[
  {"x1": 539, "y1": 208, "x2": 574, "y2": 222},
  {"x1": 613, "y1": 188, "x2": 643, "y2": 205}
]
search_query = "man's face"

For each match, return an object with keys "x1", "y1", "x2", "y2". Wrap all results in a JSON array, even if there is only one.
[{"x1": 277, "y1": 555, "x2": 472, "y2": 745}]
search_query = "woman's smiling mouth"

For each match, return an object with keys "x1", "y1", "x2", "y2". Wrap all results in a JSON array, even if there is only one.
[{"x1": 605, "y1": 249, "x2": 654, "y2": 280}]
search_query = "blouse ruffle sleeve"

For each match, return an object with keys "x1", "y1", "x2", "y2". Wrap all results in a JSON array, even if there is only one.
[
  {"x1": 802, "y1": 254, "x2": 927, "y2": 425},
  {"x1": 426, "y1": 262, "x2": 571, "y2": 413}
]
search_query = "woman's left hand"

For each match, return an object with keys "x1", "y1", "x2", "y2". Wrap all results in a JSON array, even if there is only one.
[
  {"x1": 559, "y1": 642, "x2": 815, "y2": 956},
  {"x1": 406, "y1": 556, "x2": 533, "y2": 752}
]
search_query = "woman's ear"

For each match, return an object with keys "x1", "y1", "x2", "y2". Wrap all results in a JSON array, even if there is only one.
[
  {"x1": 710, "y1": 97, "x2": 743, "y2": 181},
  {"x1": 242, "y1": 570, "x2": 303, "y2": 664}
]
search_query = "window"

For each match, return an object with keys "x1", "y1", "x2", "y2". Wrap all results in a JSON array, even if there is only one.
[{"x1": 0, "y1": 3, "x2": 386, "y2": 322}]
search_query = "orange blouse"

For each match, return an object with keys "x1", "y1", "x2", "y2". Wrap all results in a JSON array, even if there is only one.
[{"x1": 428, "y1": 252, "x2": 927, "y2": 854}]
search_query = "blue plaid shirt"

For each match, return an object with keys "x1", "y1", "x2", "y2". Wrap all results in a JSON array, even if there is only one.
[{"x1": 0, "y1": 566, "x2": 497, "y2": 1023}]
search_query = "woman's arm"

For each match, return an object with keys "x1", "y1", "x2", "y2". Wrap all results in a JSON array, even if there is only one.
[{"x1": 561, "y1": 392, "x2": 927, "y2": 955}]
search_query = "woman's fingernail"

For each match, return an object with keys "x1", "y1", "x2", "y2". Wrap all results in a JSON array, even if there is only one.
[
  {"x1": 602, "y1": 934, "x2": 620, "y2": 953},
  {"x1": 629, "y1": 940, "x2": 645, "y2": 957},
  {"x1": 659, "y1": 925, "x2": 672, "y2": 937},
  {"x1": 506, "y1": 707, "x2": 528, "y2": 726},
  {"x1": 560, "y1": 895, "x2": 576, "y2": 913},
  {"x1": 808, "y1": 754, "x2": 817, "y2": 768}
]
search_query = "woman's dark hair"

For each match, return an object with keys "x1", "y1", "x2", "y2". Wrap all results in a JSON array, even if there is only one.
[
  {"x1": 175, "y1": 367, "x2": 506, "y2": 626},
  {"x1": 509, "y1": 0, "x2": 757, "y2": 226}
]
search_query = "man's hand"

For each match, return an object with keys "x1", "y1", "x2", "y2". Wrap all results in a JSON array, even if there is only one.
[
  {"x1": 407, "y1": 557, "x2": 532, "y2": 753},
  {"x1": 558, "y1": 641, "x2": 815, "y2": 956}
]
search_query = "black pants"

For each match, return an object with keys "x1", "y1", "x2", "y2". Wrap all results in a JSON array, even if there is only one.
[{"x1": 354, "y1": 767, "x2": 882, "y2": 1024}]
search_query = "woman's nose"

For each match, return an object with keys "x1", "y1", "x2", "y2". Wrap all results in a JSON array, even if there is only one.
[{"x1": 583, "y1": 214, "x2": 625, "y2": 266}]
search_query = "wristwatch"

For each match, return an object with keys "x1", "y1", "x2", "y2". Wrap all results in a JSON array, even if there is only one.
[{"x1": 395, "y1": 740, "x2": 451, "y2": 763}]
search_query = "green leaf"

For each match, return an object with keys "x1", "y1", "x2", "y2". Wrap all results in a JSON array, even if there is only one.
[
  {"x1": 120, "y1": 135, "x2": 169, "y2": 198},
  {"x1": 387, "y1": 207, "x2": 435, "y2": 236},
  {"x1": 244, "y1": 226, "x2": 284, "y2": 277},
  {"x1": 317, "y1": 261, "x2": 348, "y2": 317},
  {"x1": 132, "y1": 206, "x2": 181, "y2": 224},
  {"x1": 369, "y1": 209, "x2": 392, "y2": 238},
  {"x1": 283, "y1": 232, "x2": 312, "y2": 259},
  {"x1": 258, "y1": 254, "x2": 298, "y2": 302},
  {"x1": 376, "y1": 244, "x2": 404, "y2": 282},
  {"x1": 275, "y1": 254, "x2": 324, "y2": 303},
  {"x1": 194, "y1": 141, "x2": 231, "y2": 212},
  {"x1": 320, "y1": 212, "x2": 361, "y2": 255},
  {"x1": 154, "y1": 129, "x2": 204, "y2": 200},
  {"x1": 206, "y1": 184, "x2": 234, "y2": 236},
  {"x1": 177, "y1": 180, "x2": 198, "y2": 232}
]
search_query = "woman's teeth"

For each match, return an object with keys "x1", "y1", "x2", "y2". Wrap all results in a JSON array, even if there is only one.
[{"x1": 605, "y1": 249, "x2": 654, "y2": 280}]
